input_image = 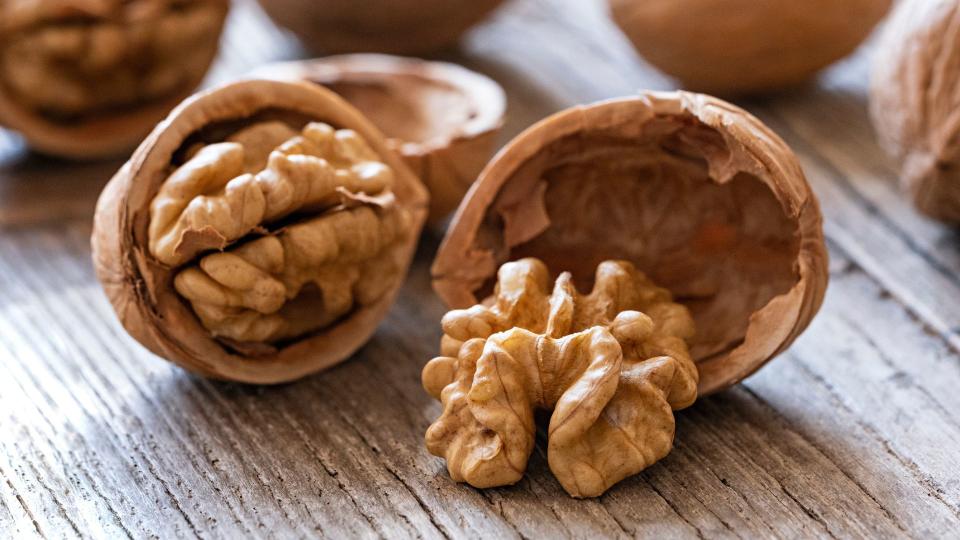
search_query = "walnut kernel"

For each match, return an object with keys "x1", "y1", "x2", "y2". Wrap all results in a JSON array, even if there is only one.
[
  {"x1": 423, "y1": 258, "x2": 698, "y2": 497},
  {"x1": 152, "y1": 121, "x2": 409, "y2": 345}
]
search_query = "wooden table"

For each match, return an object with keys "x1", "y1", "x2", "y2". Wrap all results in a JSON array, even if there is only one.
[{"x1": 2, "y1": 1, "x2": 959, "y2": 538}]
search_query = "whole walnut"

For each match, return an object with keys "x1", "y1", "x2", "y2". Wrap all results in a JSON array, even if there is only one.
[
  {"x1": 0, "y1": 0, "x2": 229, "y2": 159},
  {"x1": 92, "y1": 80, "x2": 429, "y2": 383},
  {"x1": 255, "y1": 0, "x2": 505, "y2": 55},
  {"x1": 608, "y1": 0, "x2": 892, "y2": 95},
  {"x1": 870, "y1": 0, "x2": 960, "y2": 222}
]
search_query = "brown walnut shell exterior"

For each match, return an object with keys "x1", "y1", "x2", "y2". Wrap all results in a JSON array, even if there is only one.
[
  {"x1": 92, "y1": 79, "x2": 429, "y2": 383},
  {"x1": 0, "y1": 0, "x2": 229, "y2": 159},
  {"x1": 252, "y1": 54, "x2": 506, "y2": 225},
  {"x1": 870, "y1": 0, "x2": 960, "y2": 222},
  {"x1": 608, "y1": 0, "x2": 891, "y2": 95},
  {"x1": 255, "y1": 0, "x2": 505, "y2": 55},
  {"x1": 432, "y1": 91, "x2": 828, "y2": 396}
]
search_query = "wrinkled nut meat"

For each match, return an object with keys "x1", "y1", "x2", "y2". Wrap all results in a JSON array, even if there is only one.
[
  {"x1": 870, "y1": 0, "x2": 960, "y2": 222},
  {"x1": 0, "y1": 0, "x2": 229, "y2": 159},
  {"x1": 92, "y1": 80, "x2": 428, "y2": 383},
  {"x1": 608, "y1": 0, "x2": 891, "y2": 95},
  {"x1": 423, "y1": 258, "x2": 698, "y2": 497},
  {"x1": 433, "y1": 91, "x2": 828, "y2": 398},
  {"x1": 157, "y1": 122, "x2": 405, "y2": 343},
  {"x1": 255, "y1": 0, "x2": 505, "y2": 55},
  {"x1": 252, "y1": 54, "x2": 506, "y2": 224}
]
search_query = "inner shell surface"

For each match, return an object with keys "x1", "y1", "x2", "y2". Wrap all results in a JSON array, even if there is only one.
[
  {"x1": 480, "y1": 118, "x2": 800, "y2": 361},
  {"x1": 323, "y1": 75, "x2": 476, "y2": 146}
]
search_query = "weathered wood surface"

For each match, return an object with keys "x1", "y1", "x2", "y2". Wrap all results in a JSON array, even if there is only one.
[{"x1": 2, "y1": 0, "x2": 960, "y2": 538}]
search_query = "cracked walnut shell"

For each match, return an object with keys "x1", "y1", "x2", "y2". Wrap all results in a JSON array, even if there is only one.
[
  {"x1": 252, "y1": 54, "x2": 506, "y2": 225},
  {"x1": 92, "y1": 80, "x2": 428, "y2": 383},
  {"x1": 608, "y1": 0, "x2": 891, "y2": 95},
  {"x1": 0, "y1": 0, "x2": 229, "y2": 159},
  {"x1": 870, "y1": 0, "x2": 960, "y2": 222},
  {"x1": 423, "y1": 258, "x2": 699, "y2": 497},
  {"x1": 433, "y1": 91, "x2": 828, "y2": 396},
  {"x1": 255, "y1": 0, "x2": 505, "y2": 55}
]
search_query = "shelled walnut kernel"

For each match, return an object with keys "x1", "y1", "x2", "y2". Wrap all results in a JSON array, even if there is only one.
[{"x1": 423, "y1": 258, "x2": 698, "y2": 498}]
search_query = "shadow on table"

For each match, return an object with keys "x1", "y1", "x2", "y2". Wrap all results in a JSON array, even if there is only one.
[{"x1": 0, "y1": 136, "x2": 123, "y2": 226}]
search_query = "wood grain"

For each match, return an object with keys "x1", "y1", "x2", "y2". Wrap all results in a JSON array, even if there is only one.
[{"x1": 2, "y1": 0, "x2": 959, "y2": 538}]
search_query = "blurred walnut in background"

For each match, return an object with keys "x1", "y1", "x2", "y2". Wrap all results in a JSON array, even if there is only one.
[
  {"x1": 0, "y1": 0, "x2": 228, "y2": 158},
  {"x1": 255, "y1": 0, "x2": 505, "y2": 55},
  {"x1": 609, "y1": 0, "x2": 892, "y2": 95},
  {"x1": 871, "y1": 0, "x2": 960, "y2": 222}
]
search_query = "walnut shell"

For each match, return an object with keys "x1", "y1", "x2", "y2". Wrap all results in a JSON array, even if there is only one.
[
  {"x1": 251, "y1": 54, "x2": 506, "y2": 225},
  {"x1": 870, "y1": 0, "x2": 960, "y2": 222},
  {"x1": 92, "y1": 79, "x2": 429, "y2": 383},
  {"x1": 0, "y1": 0, "x2": 229, "y2": 159},
  {"x1": 255, "y1": 0, "x2": 505, "y2": 55},
  {"x1": 608, "y1": 0, "x2": 891, "y2": 95},
  {"x1": 432, "y1": 91, "x2": 828, "y2": 396}
]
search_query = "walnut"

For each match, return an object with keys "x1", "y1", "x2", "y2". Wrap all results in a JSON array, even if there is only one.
[
  {"x1": 255, "y1": 0, "x2": 505, "y2": 55},
  {"x1": 870, "y1": 0, "x2": 960, "y2": 222},
  {"x1": 0, "y1": 0, "x2": 229, "y2": 158},
  {"x1": 432, "y1": 91, "x2": 828, "y2": 396},
  {"x1": 92, "y1": 80, "x2": 428, "y2": 383},
  {"x1": 423, "y1": 258, "x2": 698, "y2": 497},
  {"x1": 252, "y1": 54, "x2": 506, "y2": 225},
  {"x1": 608, "y1": 0, "x2": 891, "y2": 95}
]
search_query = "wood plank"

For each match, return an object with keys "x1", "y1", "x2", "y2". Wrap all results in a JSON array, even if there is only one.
[
  {"x1": 1, "y1": 220, "x2": 957, "y2": 537},
  {"x1": 2, "y1": 0, "x2": 960, "y2": 537}
]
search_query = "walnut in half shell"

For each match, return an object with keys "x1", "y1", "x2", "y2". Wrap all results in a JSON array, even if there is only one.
[
  {"x1": 608, "y1": 0, "x2": 891, "y2": 95},
  {"x1": 92, "y1": 80, "x2": 429, "y2": 383},
  {"x1": 870, "y1": 0, "x2": 960, "y2": 222},
  {"x1": 252, "y1": 55, "x2": 506, "y2": 225},
  {"x1": 0, "y1": 0, "x2": 229, "y2": 159},
  {"x1": 423, "y1": 258, "x2": 699, "y2": 497},
  {"x1": 255, "y1": 0, "x2": 505, "y2": 55},
  {"x1": 432, "y1": 91, "x2": 828, "y2": 397}
]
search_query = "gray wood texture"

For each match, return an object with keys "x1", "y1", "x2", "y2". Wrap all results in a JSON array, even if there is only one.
[{"x1": 2, "y1": 0, "x2": 960, "y2": 538}]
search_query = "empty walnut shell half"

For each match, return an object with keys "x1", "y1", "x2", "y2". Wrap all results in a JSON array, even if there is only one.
[
  {"x1": 870, "y1": 0, "x2": 960, "y2": 222},
  {"x1": 252, "y1": 54, "x2": 506, "y2": 224},
  {"x1": 433, "y1": 91, "x2": 828, "y2": 396},
  {"x1": 255, "y1": 0, "x2": 505, "y2": 55},
  {"x1": 608, "y1": 0, "x2": 891, "y2": 95},
  {"x1": 92, "y1": 80, "x2": 429, "y2": 383},
  {"x1": 0, "y1": 0, "x2": 229, "y2": 159}
]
